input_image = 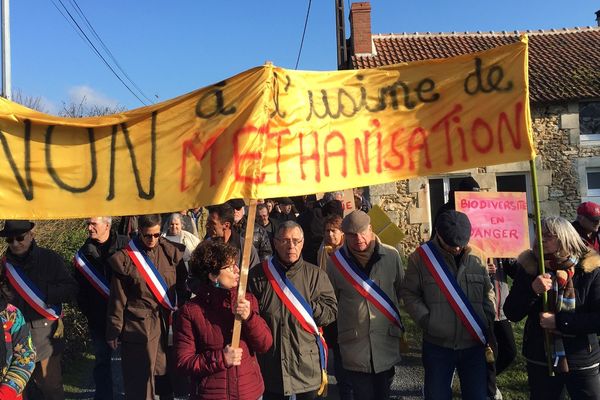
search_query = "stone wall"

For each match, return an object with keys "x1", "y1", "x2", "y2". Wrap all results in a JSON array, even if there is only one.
[{"x1": 369, "y1": 101, "x2": 597, "y2": 255}]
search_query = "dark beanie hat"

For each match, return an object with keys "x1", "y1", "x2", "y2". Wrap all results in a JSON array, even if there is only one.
[
  {"x1": 435, "y1": 211, "x2": 472, "y2": 247},
  {"x1": 322, "y1": 200, "x2": 343, "y2": 218},
  {"x1": 458, "y1": 176, "x2": 480, "y2": 192}
]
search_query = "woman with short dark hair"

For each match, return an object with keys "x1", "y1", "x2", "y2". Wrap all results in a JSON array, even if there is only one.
[
  {"x1": 174, "y1": 241, "x2": 273, "y2": 400},
  {"x1": 504, "y1": 216, "x2": 600, "y2": 399}
]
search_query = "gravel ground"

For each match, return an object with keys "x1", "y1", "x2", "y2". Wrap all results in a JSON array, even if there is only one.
[
  {"x1": 326, "y1": 344, "x2": 425, "y2": 400},
  {"x1": 67, "y1": 345, "x2": 426, "y2": 400}
]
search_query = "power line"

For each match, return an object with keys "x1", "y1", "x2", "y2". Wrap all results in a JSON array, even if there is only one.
[
  {"x1": 67, "y1": 0, "x2": 153, "y2": 104},
  {"x1": 295, "y1": 0, "x2": 312, "y2": 69},
  {"x1": 48, "y1": 0, "x2": 150, "y2": 105}
]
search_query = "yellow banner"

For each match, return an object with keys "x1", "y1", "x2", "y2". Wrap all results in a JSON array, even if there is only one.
[{"x1": 0, "y1": 37, "x2": 534, "y2": 219}]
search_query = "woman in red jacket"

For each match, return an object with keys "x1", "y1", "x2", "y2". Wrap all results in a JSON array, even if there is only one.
[{"x1": 174, "y1": 240, "x2": 273, "y2": 400}]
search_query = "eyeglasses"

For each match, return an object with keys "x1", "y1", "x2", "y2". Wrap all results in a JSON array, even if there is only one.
[
  {"x1": 142, "y1": 233, "x2": 161, "y2": 239},
  {"x1": 6, "y1": 235, "x2": 26, "y2": 244},
  {"x1": 276, "y1": 238, "x2": 304, "y2": 246},
  {"x1": 221, "y1": 263, "x2": 238, "y2": 273}
]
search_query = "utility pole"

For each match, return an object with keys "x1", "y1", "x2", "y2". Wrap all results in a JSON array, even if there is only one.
[
  {"x1": 2, "y1": 0, "x2": 11, "y2": 99},
  {"x1": 335, "y1": 0, "x2": 347, "y2": 70}
]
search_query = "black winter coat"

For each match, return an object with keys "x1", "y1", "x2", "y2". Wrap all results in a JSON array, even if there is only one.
[
  {"x1": 76, "y1": 231, "x2": 128, "y2": 333},
  {"x1": 504, "y1": 250, "x2": 600, "y2": 370},
  {"x1": 233, "y1": 216, "x2": 273, "y2": 261},
  {"x1": 1, "y1": 240, "x2": 78, "y2": 360}
]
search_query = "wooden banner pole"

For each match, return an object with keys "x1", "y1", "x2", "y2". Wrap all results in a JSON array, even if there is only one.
[{"x1": 231, "y1": 198, "x2": 258, "y2": 348}]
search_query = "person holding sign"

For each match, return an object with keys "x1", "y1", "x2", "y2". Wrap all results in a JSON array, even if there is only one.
[
  {"x1": 247, "y1": 221, "x2": 337, "y2": 400},
  {"x1": 402, "y1": 211, "x2": 495, "y2": 400},
  {"x1": 0, "y1": 220, "x2": 78, "y2": 400},
  {"x1": 326, "y1": 210, "x2": 405, "y2": 400},
  {"x1": 504, "y1": 216, "x2": 600, "y2": 399},
  {"x1": 174, "y1": 241, "x2": 272, "y2": 400},
  {"x1": 106, "y1": 214, "x2": 189, "y2": 400}
]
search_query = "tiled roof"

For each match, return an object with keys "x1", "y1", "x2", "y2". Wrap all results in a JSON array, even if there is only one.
[{"x1": 351, "y1": 28, "x2": 600, "y2": 103}]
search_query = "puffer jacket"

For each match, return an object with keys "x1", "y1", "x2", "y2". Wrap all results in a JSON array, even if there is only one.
[
  {"x1": 326, "y1": 239, "x2": 404, "y2": 373},
  {"x1": 401, "y1": 238, "x2": 495, "y2": 350},
  {"x1": 247, "y1": 256, "x2": 337, "y2": 396},
  {"x1": 504, "y1": 249, "x2": 600, "y2": 369},
  {"x1": 174, "y1": 283, "x2": 272, "y2": 400}
]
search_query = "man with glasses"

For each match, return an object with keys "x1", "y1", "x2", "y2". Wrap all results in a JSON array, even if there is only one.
[
  {"x1": 0, "y1": 220, "x2": 78, "y2": 400},
  {"x1": 75, "y1": 217, "x2": 128, "y2": 400},
  {"x1": 106, "y1": 214, "x2": 189, "y2": 400},
  {"x1": 248, "y1": 221, "x2": 337, "y2": 400},
  {"x1": 326, "y1": 210, "x2": 405, "y2": 400},
  {"x1": 573, "y1": 201, "x2": 600, "y2": 251}
]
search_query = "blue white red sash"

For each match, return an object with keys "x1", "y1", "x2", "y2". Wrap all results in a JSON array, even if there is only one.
[
  {"x1": 3, "y1": 259, "x2": 61, "y2": 320},
  {"x1": 262, "y1": 258, "x2": 328, "y2": 394},
  {"x1": 417, "y1": 241, "x2": 487, "y2": 346},
  {"x1": 74, "y1": 251, "x2": 110, "y2": 300},
  {"x1": 330, "y1": 247, "x2": 404, "y2": 331},
  {"x1": 125, "y1": 240, "x2": 177, "y2": 311}
]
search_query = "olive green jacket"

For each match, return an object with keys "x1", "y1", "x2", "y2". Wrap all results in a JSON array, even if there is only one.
[{"x1": 247, "y1": 256, "x2": 337, "y2": 396}]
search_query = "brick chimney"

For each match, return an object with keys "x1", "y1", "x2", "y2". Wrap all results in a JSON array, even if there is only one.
[
  {"x1": 596, "y1": 10, "x2": 600, "y2": 27},
  {"x1": 350, "y1": 2, "x2": 372, "y2": 54}
]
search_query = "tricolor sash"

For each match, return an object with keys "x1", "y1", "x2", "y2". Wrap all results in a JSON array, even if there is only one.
[
  {"x1": 262, "y1": 258, "x2": 328, "y2": 395},
  {"x1": 74, "y1": 251, "x2": 110, "y2": 300},
  {"x1": 125, "y1": 240, "x2": 177, "y2": 312},
  {"x1": 3, "y1": 259, "x2": 62, "y2": 320},
  {"x1": 417, "y1": 241, "x2": 488, "y2": 346},
  {"x1": 330, "y1": 247, "x2": 404, "y2": 331}
]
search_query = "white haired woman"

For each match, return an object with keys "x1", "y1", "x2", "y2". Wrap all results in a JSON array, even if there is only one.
[
  {"x1": 162, "y1": 213, "x2": 200, "y2": 262},
  {"x1": 504, "y1": 216, "x2": 600, "y2": 399}
]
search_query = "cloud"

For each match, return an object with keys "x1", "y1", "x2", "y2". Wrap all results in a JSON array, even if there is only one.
[
  {"x1": 38, "y1": 96, "x2": 59, "y2": 115},
  {"x1": 67, "y1": 85, "x2": 120, "y2": 109}
]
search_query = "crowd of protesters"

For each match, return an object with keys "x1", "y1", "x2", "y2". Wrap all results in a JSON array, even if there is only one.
[{"x1": 1, "y1": 184, "x2": 600, "y2": 399}]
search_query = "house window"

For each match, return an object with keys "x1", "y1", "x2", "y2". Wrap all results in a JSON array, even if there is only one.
[
  {"x1": 587, "y1": 167, "x2": 600, "y2": 196},
  {"x1": 580, "y1": 101, "x2": 600, "y2": 141},
  {"x1": 428, "y1": 176, "x2": 468, "y2": 224}
]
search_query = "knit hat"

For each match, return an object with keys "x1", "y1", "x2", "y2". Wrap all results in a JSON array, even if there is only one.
[
  {"x1": 322, "y1": 200, "x2": 343, "y2": 218},
  {"x1": 435, "y1": 211, "x2": 472, "y2": 247}
]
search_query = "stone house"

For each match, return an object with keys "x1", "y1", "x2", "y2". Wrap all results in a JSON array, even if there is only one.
[{"x1": 340, "y1": 2, "x2": 600, "y2": 254}]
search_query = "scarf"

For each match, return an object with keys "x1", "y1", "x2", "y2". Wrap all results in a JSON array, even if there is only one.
[
  {"x1": 544, "y1": 252, "x2": 578, "y2": 373},
  {"x1": 348, "y1": 237, "x2": 377, "y2": 268}
]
